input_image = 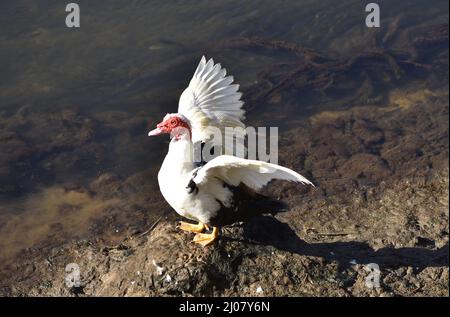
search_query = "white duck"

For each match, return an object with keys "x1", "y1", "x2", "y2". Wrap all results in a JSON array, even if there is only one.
[{"x1": 148, "y1": 56, "x2": 313, "y2": 246}]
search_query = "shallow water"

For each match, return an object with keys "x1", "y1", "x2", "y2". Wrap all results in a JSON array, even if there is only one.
[{"x1": 0, "y1": 0, "x2": 448, "y2": 264}]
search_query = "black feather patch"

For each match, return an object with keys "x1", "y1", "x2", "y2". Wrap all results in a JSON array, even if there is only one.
[
  {"x1": 186, "y1": 167, "x2": 201, "y2": 195},
  {"x1": 186, "y1": 179, "x2": 199, "y2": 195}
]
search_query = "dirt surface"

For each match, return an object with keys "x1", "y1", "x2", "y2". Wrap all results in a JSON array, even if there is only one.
[{"x1": 1, "y1": 87, "x2": 448, "y2": 297}]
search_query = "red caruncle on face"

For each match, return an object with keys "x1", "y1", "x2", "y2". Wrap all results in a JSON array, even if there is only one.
[{"x1": 149, "y1": 114, "x2": 191, "y2": 139}]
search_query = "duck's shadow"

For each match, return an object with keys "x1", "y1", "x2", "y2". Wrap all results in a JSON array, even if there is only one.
[{"x1": 222, "y1": 216, "x2": 449, "y2": 271}]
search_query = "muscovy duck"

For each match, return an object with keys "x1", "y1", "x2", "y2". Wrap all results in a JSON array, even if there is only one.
[{"x1": 148, "y1": 57, "x2": 313, "y2": 246}]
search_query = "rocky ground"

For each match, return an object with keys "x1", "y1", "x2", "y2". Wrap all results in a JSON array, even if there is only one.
[{"x1": 0, "y1": 86, "x2": 448, "y2": 297}]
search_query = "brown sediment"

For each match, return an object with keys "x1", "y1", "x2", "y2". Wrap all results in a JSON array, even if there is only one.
[{"x1": 0, "y1": 187, "x2": 120, "y2": 262}]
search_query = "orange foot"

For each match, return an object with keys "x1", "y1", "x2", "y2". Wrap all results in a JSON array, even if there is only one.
[
  {"x1": 192, "y1": 226, "x2": 219, "y2": 247},
  {"x1": 177, "y1": 221, "x2": 205, "y2": 233}
]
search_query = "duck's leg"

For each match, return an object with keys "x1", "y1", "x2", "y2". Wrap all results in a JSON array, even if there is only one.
[
  {"x1": 178, "y1": 221, "x2": 205, "y2": 233},
  {"x1": 192, "y1": 226, "x2": 219, "y2": 246}
]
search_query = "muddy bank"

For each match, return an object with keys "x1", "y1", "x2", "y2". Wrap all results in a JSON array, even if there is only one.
[{"x1": 1, "y1": 88, "x2": 448, "y2": 296}]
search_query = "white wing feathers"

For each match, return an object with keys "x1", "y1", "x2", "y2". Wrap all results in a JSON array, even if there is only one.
[
  {"x1": 193, "y1": 155, "x2": 313, "y2": 190},
  {"x1": 178, "y1": 56, "x2": 245, "y2": 147}
]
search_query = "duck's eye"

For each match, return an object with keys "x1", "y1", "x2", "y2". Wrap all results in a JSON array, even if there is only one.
[{"x1": 170, "y1": 119, "x2": 177, "y2": 126}]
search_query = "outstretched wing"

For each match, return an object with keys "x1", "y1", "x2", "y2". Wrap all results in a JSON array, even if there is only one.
[
  {"x1": 178, "y1": 56, "x2": 245, "y2": 154},
  {"x1": 193, "y1": 155, "x2": 314, "y2": 190}
]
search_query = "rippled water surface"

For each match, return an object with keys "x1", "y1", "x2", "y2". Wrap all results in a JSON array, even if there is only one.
[{"x1": 0, "y1": 0, "x2": 448, "y2": 263}]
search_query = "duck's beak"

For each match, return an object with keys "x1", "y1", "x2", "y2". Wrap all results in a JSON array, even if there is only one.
[{"x1": 148, "y1": 127, "x2": 164, "y2": 136}]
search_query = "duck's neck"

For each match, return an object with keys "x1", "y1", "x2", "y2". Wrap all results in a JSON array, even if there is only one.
[{"x1": 164, "y1": 136, "x2": 196, "y2": 175}]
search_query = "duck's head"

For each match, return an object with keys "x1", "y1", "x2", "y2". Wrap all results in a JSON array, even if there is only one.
[{"x1": 148, "y1": 113, "x2": 191, "y2": 140}]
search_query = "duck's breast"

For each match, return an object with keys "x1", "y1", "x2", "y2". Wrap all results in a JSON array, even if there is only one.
[{"x1": 158, "y1": 165, "x2": 225, "y2": 223}]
